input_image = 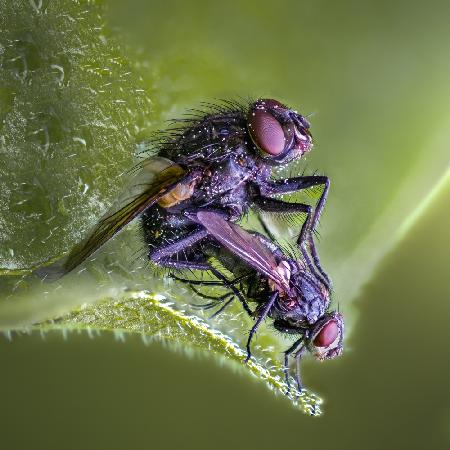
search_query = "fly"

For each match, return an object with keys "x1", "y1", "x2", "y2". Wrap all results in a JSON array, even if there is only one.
[
  {"x1": 174, "y1": 210, "x2": 343, "y2": 393},
  {"x1": 35, "y1": 98, "x2": 330, "y2": 285}
]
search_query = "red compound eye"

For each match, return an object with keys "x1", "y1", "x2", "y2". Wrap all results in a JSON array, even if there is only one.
[
  {"x1": 313, "y1": 320, "x2": 339, "y2": 348},
  {"x1": 248, "y1": 101, "x2": 286, "y2": 156}
]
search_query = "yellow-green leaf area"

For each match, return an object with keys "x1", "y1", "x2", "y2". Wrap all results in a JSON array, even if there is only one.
[{"x1": 34, "y1": 291, "x2": 323, "y2": 416}]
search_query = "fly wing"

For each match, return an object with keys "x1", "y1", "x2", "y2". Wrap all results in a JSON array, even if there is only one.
[
  {"x1": 99, "y1": 157, "x2": 178, "y2": 217},
  {"x1": 34, "y1": 158, "x2": 186, "y2": 281},
  {"x1": 196, "y1": 211, "x2": 288, "y2": 289}
]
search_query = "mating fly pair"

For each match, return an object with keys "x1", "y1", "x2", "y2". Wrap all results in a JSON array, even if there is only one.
[{"x1": 35, "y1": 98, "x2": 343, "y2": 392}]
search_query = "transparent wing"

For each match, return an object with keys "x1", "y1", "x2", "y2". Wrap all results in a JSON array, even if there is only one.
[
  {"x1": 35, "y1": 157, "x2": 186, "y2": 280},
  {"x1": 196, "y1": 211, "x2": 288, "y2": 289}
]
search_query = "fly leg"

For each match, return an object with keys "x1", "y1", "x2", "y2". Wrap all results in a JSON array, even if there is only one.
[
  {"x1": 298, "y1": 214, "x2": 330, "y2": 289},
  {"x1": 190, "y1": 288, "x2": 234, "y2": 303},
  {"x1": 260, "y1": 175, "x2": 330, "y2": 234},
  {"x1": 296, "y1": 180, "x2": 331, "y2": 288},
  {"x1": 199, "y1": 268, "x2": 252, "y2": 316},
  {"x1": 255, "y1": 175, "x2": 331, "y2": 288},
  {"x1": 294, "y1": 347, "x2": 307, "y2": 394},
  {"x1": 192, "y1": 291, "x2": 236, "y2": 318},
  {"x1": 149, "y1": 228, "x2": 210, "y2": 270},
  {"x1": 171, "y1": 273, "x2": 249, "y2": 287},
  {"x1": 190, "y1": 288, "x2": 235, "y2": 316},
  {"x1": 172, "y1": 273, "x2": 251, "y2": 317},
  {"x1": 283, "y1": 337, "x2": 304, "y2": 394},
  {"x1": 190, "y1": 289, "x2": 234, "y2": 306},
  {"x1": 245, "y1": 291, "x2": 278, "y2": 363},
  {"x1": 253, "y1": 196, "x2": 312, "y2": 217},
  {"x1": 149, "y1": 229, "x2": 252, "y2": 316},
  {"x1": 253, "y1": 195, "x2": 330, "y2": 288}
]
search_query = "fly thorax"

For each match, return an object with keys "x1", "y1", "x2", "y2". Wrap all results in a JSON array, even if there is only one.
[
  {"x1": 205, "y1": 158, "x2": 252, "y2": 196},
  {"x1": 299, "y1": 277, "x2": 328, "y2": 325},
  {"x1": 273, "y1": 275, "x2": 328, "y2": 326}
]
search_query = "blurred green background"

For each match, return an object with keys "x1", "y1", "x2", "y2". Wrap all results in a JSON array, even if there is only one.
[{"x1": 1, "y1": 0, "x2": 449, "y2": 448}]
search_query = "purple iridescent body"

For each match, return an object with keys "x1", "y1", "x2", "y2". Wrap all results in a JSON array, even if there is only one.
[
  {"x1": 176, "y1": 210, "x2": 343, "y2": 391},
  {"x1": 36, "y1": 98, "x2": 330, "y2": 281},
  {"x1": 33, "y1": 99, "x2": 341, "y2": 393},
  {"x1": 136, "y1": 99, "x2": 330, "y2": 292}
]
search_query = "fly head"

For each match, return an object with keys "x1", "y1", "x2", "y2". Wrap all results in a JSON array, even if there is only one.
[
  {"x1": 308, "y1": 312, "x2": 344, "y2": 361},
  {"x1": 247, "y1": 98, "x2": 313, "y2": 164}
]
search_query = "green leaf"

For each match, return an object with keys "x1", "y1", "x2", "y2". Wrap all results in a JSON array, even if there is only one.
[
  {"x1": 31, "y1": 291, "x2": 323, "y2": 416},
  {"x1": 2, "y1": 0, "x2": 449, "y2": 417},
  {"x1": 0, "y1": 0, "x2": 151, "y2": 270}
]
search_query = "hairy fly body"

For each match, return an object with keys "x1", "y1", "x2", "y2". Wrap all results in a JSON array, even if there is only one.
[
  {"x1": 35, "y1": 99, "x2": 330, "y2": 285},
  {"x1": 174, "y1": 211, "x2": 343, "y2": 392}
]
